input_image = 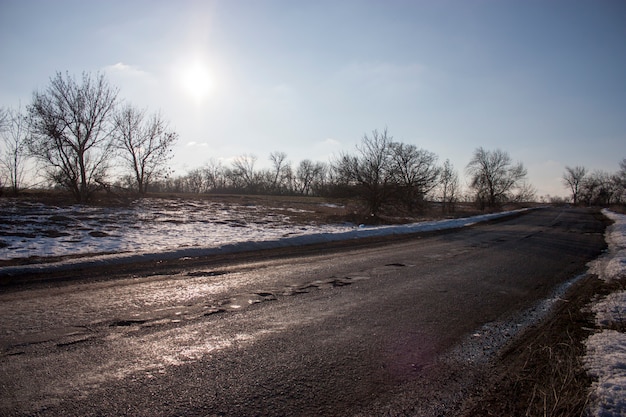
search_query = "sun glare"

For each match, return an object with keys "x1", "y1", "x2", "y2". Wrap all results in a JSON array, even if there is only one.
[{"x1": 179, "y1": 60, "x2": 214, "y2": 103}]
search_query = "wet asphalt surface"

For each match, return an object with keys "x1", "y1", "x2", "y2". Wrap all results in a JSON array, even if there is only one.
[{"x1": 0, "y1": 207, "x2": 608, "y2": 416}]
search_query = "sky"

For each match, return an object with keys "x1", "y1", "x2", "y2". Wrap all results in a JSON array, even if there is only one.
[{"x1": 1, "y1": 0, "x2": 625, "y2": 197}]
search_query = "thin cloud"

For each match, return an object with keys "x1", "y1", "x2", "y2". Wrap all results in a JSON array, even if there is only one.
[
  {"x1": 321, "y1": 138, "x2": 341, "y2": 147},
  {"x1": 104, "y1": 62, "x2": 152, "y2": 79},
  {"x1": 186, "y1": 141, "x2": 208, "y2": 147}
]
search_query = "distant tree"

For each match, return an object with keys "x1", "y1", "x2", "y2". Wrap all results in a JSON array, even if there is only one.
[
  {"x1": 390, "y1": 142, "x2": 440, "y2": 211},
  {"x1": 562, "y1": 166, "x2": 587, "y2": 205},
  {"x1": 619, "y1": 159, "x2": 626, "y2": 183},
  {"x1": 0, "y1": 107, "x2": 7, "y2": 131},
  {"x1": 609, "y1": 173, "x2": 624, "y2": 205},
  {"x1": 202, "y1": 159, "x2": 228, "y2": 191},
  {"x1": 580, "y1": 170, "x2": 618, "y2": 206},
  {"x1": 512, "y1": 181, "x2": 537, "y2": 203},
  {"x1": 0, "y1": 107, "x2": 5, "y2": 192},
  {"x1": 184, "y1": 168, "x2": 206, "y2": 193},
  {"x1": 333, "y1": 128, "x2": 443, "y2": 216},
  {"x1": 268, "y1": 151, "x2": 292, "y2": 194},
  {"x1": 113, "y1": 104, "x2": 178, "y2": 195},
  {"x1": 466, "y1": 147, "x2": 528, "y2": 210},
  {"x1": 161, "y1": 175, "x2": 185, "y2": 193},
  {"x1": 230, "y1": 154, "x2": 259, "y2": 192},
  {"x1": 27, "y1": 71, "x2": 118, "y2": 203},
  {"x1": 438, "y1": 159, "x2": 459, "y2": 213},
  {"x1": 617, "y1": 158, "x2": 626, "y2": 204},
  {"x1": 333, "y1": 128, "x2": 395, "y2": 216},
  {"x1": 0, "y1": 105, "x2": 31, "y2": 194},
  {"x1": 295, "y1": 159, "x2": 326, "y2": 195}
]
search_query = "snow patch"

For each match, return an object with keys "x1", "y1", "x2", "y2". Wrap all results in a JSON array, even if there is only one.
[
  {"x1": 585, "y1": 209, "x2": 626, "y2": 416},
  {"x1": 592, "y1": 291, "x2": 626, "y2": 329},
  {"x1": 586, "y1": 330, "x2": 626, "y2": 417},
  {"x1": 589, "y1": 210, "x2": 626, "y2": 283}
]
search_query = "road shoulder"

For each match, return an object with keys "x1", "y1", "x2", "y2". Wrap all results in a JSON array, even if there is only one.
[{"x1": 459, "y1": 273, "x2": 623, "y2": 416}]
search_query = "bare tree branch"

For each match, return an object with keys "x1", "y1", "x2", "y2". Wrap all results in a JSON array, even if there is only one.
[
  {"x1": 27, "y1": 71, "x2": 118, "y2": 202},
  {"x1": 0, "y1": 105, "x2": 31, "y2": 194},
  {"x1": 113, "y1": 104, "x2": 178, "y2": 195},
  {"x1": 466, "y1": 147, "x2": 529, "y2": 209},
  {"x1": 562, "y1": 166, "x2": 587, "y2": 205}
]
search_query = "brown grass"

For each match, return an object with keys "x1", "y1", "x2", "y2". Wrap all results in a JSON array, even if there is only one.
[{"x1": 461, "y1": 276, "x2": 626, "y2": 417}]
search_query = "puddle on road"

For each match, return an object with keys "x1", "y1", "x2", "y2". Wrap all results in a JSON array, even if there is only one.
[
  {"x1": 219, "y1": 292, "x2": 277, "y2": 310},
  {"x1": 185, "y1": 270, "x2": 228, "y2": 277},
  {"x1": 1, "y1": 325, "x2": 95, "y2": 355},
  {"x1": 81, "y1": 325, "x2": 275, "y2": 391}
]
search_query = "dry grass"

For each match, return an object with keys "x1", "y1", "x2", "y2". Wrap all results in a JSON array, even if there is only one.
[
  {"x1": 461, "y1": 276, "x2": 625, "y2": 417},
  {"x1": 517, "y1": 337, "x2": 592, "y2": 416}
]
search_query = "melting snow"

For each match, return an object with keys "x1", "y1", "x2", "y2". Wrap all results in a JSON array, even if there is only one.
[
  {"x1": 0, "y1": 198, "x2": 525, "y2": 274},
  {"x1": 585, "y1": 210, "x2": 626, "y2": 417},
  {"x1": 0, "y1": 198, "x2": 351, "y2": 260}
]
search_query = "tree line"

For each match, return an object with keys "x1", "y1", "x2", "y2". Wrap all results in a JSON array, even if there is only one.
[
  {"x1": 562, "y1": 162, "x2": 626, "y2": 206},
  {"x1": 1, "y1": 70, "x2": 623, "y2": 214},
  {"x1": 124, "y1": 129, "x2": 536, "y2": 217}
]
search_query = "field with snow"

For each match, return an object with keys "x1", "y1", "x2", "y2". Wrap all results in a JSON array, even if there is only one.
[
  {"x1": 0, "y1": 196, "x2": 512, "y2": 267},
  {"x1": 0, "y1": 197, "x2": 355, "y2": 262}
]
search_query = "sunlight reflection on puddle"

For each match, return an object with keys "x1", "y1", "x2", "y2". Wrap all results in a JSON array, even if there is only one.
[{"x1": 89, "y1": 326, "x2": 272, "y2": 385}]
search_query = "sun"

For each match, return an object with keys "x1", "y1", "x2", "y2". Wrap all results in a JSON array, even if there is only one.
[{"x1": 179, "y1": 60, "x2": 214, "y2": 103}]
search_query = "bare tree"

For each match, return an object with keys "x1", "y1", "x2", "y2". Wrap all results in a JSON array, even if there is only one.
[
  {"x1": 562, "y1": 166, "x2": 587, "y2": 205},
  {"x1": 0, "y1": 105, "x2": 31, "y2": 194},
  {"x1": 184, "y1": 168, "x2": 206, "y2": 193},
  {"x1": 113, "y1": 104, "x2": 178, "y2": 195},
  {"x1": 333, "y1": 128, "x2": 395, "y2": 217},
  {"x1": 438, "y1": 159, "x2": 459, "y2": 213},
  {"x1": 203, "y1": 159, "x2": 228, "y2": 191},
  {"x1": 230, "y1": 154, "x2": 258, "y2": 192},
  {"x1": 295, "y1": 159, "x2": 325, "y2": 195},
  {"x1": 268, "y1": 151, "x2": 293, "y2": 194},
  {"x1": 27, "y1": 71, "x2": 118, "y2": 203},
  {"x1": 512, "y1": 181, "x2": 536, "y2": 203},
  {"x1": 0, "y1": 107, "x2": 7, "y2": 131},
  {"x1": 0, "y1": 107, "x2": 6, "y2": 192},
  {"x1": 466, "y1": 147, "x2": 528, "y2": 210},
  {"x1": 390, "y1": 142, "x2": 440, "y2": 212},
  {"x1": 617, "y1": 159, "x2": 626, "y2": 204},
  {"x1": 332, "y1": 128, "x2": 444, "y2": 216},
  {"x1": 579, "y1": 170, "x2": 618, "y2": 206}
]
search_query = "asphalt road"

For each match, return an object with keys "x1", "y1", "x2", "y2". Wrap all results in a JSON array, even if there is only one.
[{"x1": 0, "y1": 207, "x2": 608, "y2": 416}]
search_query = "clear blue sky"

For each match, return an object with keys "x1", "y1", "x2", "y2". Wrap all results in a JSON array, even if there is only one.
[{"x1": 1, "y1": 0, "x2": 625, "y2": 197}]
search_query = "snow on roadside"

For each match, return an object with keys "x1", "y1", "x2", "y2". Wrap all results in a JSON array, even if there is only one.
[{"x1": 585, "y1": 209, "x2": 626, "y2": 417}]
